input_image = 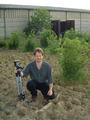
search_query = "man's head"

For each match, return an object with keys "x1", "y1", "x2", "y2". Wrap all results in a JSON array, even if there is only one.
[{"x1": 33, "y1": 48, "x2": 44, "y2": 63}]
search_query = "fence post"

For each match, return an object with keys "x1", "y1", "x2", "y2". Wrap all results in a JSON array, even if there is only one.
[
  {"x1": 80, "y1": 12, "x2": 81, "y2": 32},
  {"x1": 4, "y1": 9, "x2": 6, "y2": 40},
  {"x1": 66, "y1": 11, "x2": 67, "y2": 21},
  {"x1": 28, "y1": 9, "x2": 30, "y2": 22}
]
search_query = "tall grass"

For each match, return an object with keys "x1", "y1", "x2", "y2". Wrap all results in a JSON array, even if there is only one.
[{"x1": 8, "y1": 31, "x2": 20, "y2": 49}]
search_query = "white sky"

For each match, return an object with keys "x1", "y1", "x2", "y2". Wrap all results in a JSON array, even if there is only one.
[{"x1": 0, "y1": 0, "x2": 90, "y2": 10}]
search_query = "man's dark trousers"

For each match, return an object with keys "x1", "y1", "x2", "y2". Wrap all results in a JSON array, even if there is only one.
[{"x1": 27, "y1": 80, "x2": 55, "y2": 100}]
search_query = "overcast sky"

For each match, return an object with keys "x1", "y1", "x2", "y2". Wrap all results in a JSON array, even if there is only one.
[{"x1": 0, "y1": 0, "x2": 90, "y2": 10}]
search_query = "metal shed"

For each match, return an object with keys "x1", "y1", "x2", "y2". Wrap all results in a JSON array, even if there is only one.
[{"x1": 0, "y1": 4, "x2": 90, "y2": 39}]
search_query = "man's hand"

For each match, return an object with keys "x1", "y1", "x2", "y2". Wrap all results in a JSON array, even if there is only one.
[
  {"x1": 47, "y1": 89, "x2": 53, "y2": 96},
  {"x1": 14, "y1": 67, "x2": 18, "y2": 73},
  {"x1": 14, "y1": 67, "x2": 20, "y2": 73},
  {"x1": 47, "y1": 83, "x2": 53, "y2": 96},
  {"x1": 14, "y1": 68, "x2": 23, "y2": 77}
]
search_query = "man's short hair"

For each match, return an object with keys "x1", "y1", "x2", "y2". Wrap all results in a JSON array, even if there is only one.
[{"x1": 33, "y1": 47, "x2": 44, "y2": 56}]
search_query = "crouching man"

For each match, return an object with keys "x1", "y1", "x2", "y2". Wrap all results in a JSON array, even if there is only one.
[{"x1": 21, "y1": 47, "x2": 55, "y2": 102}]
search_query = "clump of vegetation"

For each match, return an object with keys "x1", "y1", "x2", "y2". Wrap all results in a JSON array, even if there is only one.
[
  {"x1": 59, "y1": 38, "x2": 88, "y2": 83},
  {"x1": 47, "y1": 33, "x2": 60, "y2": 54},
  {"x1": 64, "y1": 29, "x2": 76, "y2": 40},
  {"x1": 24, "y1": 32, "x2": 36, "y2": 52},
  {"x1": 24, "y1": 8, "x2": 52, "y2": 36},
  {"x1": 39, "y1": 29, "x2": 60, "y2": 54},
  {"x1": 39, "y1": 29, "x2": 52, "y2": 48},
  {"x1": 64, "y1": 29, "x2": 90, "y2": 43},
  {"x1": 8, "y1": 31, "x2": 20, "y2": 49},
  {"x1": 0, "y1": 39, "x2": 7, "y2": 48}
]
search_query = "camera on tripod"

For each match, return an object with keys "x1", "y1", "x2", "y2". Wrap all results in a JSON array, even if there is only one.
[{"x1": 14, "y1": 60, "x2": 24, "y2": 70}]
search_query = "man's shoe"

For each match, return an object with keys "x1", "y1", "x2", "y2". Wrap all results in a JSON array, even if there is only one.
[
  {"x1": 30, "y1": 96, "x2": 37, "y2": 102},
  {"x1": 18, "y1": 94, "x2": 25, "y2": 101},
  {"x1": 43, "y1": 98, "x2": 49, "y2": 105}
]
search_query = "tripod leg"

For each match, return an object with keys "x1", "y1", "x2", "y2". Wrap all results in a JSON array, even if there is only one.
[
  {"x1": 16, "y1": 76, "x2": 24, "y2": 95},
  {"x1": 16, "y1": 76, "x2": 25, "y2": 100}
]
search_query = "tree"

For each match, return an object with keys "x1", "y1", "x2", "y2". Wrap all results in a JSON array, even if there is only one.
[
  {"x1": 60, "y1": 38, "x2": 88, "y2": 82},
  {"x1": 24, "y1": 8, "x2": 52, "y2": 36}
]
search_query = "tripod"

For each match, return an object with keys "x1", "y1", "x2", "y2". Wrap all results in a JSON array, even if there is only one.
[
  {"x1": 14, "y1": 60, "x2": 30, "y2": 105},
  {"x1": 16, "y1": 70, "x2": 25, "y2": 100}
]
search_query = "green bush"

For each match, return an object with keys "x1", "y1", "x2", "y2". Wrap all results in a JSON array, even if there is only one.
[
  {"x1": 39, "y1": 29, "x2": 63, "y2": 54},
  {"x1": 84, "y1": 34, "x2": 90, "y2": 43},
  {"x1": 47, "y1": 34, "x2": 59, "y2": 54},
  {"x1": 8, "y1": 31, "x2": 20, "y2": 49},
  {"x1": 60, "y1": 38, "x2": 88, "y2": 82},
  {"x1": 24, "y1": 33, "x2": 36, "y2": 52},
  {"x1": 46, "y1": 34, "x2": 65, "y2": 55},
  {"x1": 64, "y1": 29, "x2": 90, "y2": 43},
  {"x1": 24, "y1": 8, "x2": 52, "y2": 36},
  {"x1": 0, "y1": 40, "x2": 7, "y2": 48},
  {"x1": 64, "y1": 29, "x2": 76, "y2": 40},
  {"x1": 39, "y1": 29, "x2": 52, "y2": 48}
]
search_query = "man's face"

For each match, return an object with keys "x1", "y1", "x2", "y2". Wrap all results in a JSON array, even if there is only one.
[{"x1": 35, "y1": 52, "x2": 43, "y2": 63}]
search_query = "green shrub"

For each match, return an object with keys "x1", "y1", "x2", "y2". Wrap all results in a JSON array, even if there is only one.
[
  {"x1": 24, "y1": 8, "x2": 51, "y2": 36},
  {"x1": 60, "y1": 38, "x2": 88, "y2": 83},
  {"x1": 8, "y1": 31, "x2": 20, "y2": 49},
  {"x1": 39, "y1": 29, "x2": 52, "y2": 48},
  {"x1": 64, "y1": 29, "x2": 90, "y2": 43},
  {"x1": 64, "y1": 28, "x2": 76, "y2": 40},
  {"x1": 47, "y1": 34, "x2": 59, "y2": 54},
  {"x1": 46, "y1": 34, "x2": 65, "y2": 55},
  {"x1": 24, "y1": 33, "x2": 36, "y2": 52},
  {"x1": 39, "y1": 29, "x2": 62, "y2": 54},
  {"x1": 84, "y1": 34, "x2": 90, "y2": 43},
  {"x1": 0, "y1": 40, "x2": 7, "y2": 48}
]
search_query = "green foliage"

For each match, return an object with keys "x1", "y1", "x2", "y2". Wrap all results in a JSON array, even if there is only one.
[
  {"x1": 24, "y1": 32, "x2": 36, "y2": 52},
  {"x1": 39, "y1": 29, "x2": 52, "y2": 48},
  {"x1": 47, "y1": 34, "x2": 60, "y2": 54},
  {"x1": 84, "y1": 34, "x2": 90, "y2": 43},
  {"x1": 8, "y1": 31, "x2": 20, "y2": 49},
  {"x1": 64, "y1": 29, "x2": 90, "y2": 43},
  {"x1": 0, "y1": 40, "x2": 7, "y2": 48},
  {"x1": 64, "y1": 29, "x2": 76, "y2": 40},
  {"x1": 39, "y1": 29, "x2": 63, "y2": 54},
  {"x1": 24, "y1": 8, "x2": 52, "y2": 36},
  {"x1": 60, "y1": 38, "x2": 88, "y2": 82},
  {"x1": 45, "y1": 34, "x2": 65, "y2": 55}
]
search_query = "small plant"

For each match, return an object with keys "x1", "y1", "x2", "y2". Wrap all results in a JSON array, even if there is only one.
[
  {"x1": 64, "y1": 29, "x2": 90, "y2": 43},
  {"x1": 39, "y1": 29, "x2": 52, "y2": 48},
  {"x1": 0, "y1": 40, "x2": 7, "y2": 48},
  {"x1": 47, "y1": 33, "x2": 59, "y2": 54},
  {"x1": 24, "y1": 32, "x2": 36, "y2": 52},
  {"x1": 8, "y1": 31, "x2": 20, "y2": 49},
  {"x1": 60, "y1": 38, "x2": 88, "y2": 83},
  {"x1": 23, "y1": 8, "x2": 52, "y2": 36},
  {"x1": 64, "y1": 29, "x2": 76, "y2": 40}
]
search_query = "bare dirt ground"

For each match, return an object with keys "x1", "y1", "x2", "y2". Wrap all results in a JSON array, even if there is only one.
[{"x1": 0, "y1": 50, "x2": 90, "y2": 120}]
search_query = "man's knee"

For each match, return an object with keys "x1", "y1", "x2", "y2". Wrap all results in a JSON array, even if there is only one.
[{"x1": 26, "y1": 80, "x2": 36, "y2": 91}]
